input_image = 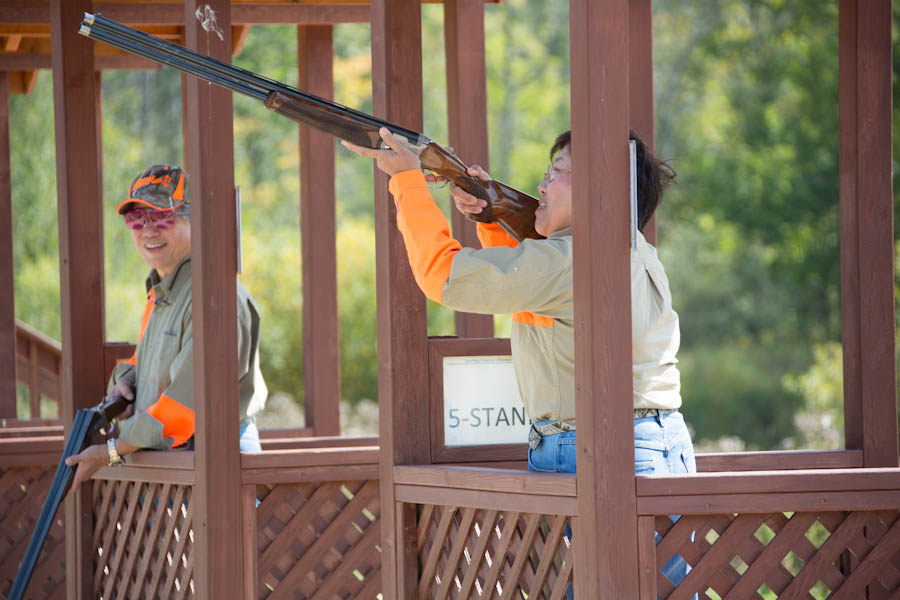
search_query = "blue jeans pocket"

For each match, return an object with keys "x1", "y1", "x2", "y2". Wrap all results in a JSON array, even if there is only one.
[
  {"x1": 634, "y1": 439, "x2": 666, "y2": 474},
  {"x1": 527, "y1": 432, "x2": 577, "y2": 473},
  {"x1": 527, "y1": 446, "x2": 558, "y2": 472}
]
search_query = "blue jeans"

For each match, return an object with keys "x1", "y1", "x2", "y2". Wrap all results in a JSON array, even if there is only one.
[
  {"x1": 239, "y1": 419, "x2": 261, "y2": 452},
  {"x1": 527, "y1": 410, "x2": 696, "y2": 598},
  {"x1": 183, "y1": 418, "x2": 261, "y2": 451}
]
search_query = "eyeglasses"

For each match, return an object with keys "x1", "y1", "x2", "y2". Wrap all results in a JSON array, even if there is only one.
[
  {"x1": 542, "y1": 164, "x2": 572, "y2": 183},
  {"x1": 123, "y1": 208, "x2": 177, "y2": 231}
]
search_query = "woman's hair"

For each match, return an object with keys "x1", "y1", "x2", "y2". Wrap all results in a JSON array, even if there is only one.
[{"x1": 549, "y1": 129, "x2": 676, "y2": 230}]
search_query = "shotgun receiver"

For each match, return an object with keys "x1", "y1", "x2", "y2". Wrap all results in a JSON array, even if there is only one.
[
  {"x1": 78, "y1": 13, "x2": 542, "y2": 241},
  {"x1": 8, "y1": 394, "x2": 134, "y2": 600}
]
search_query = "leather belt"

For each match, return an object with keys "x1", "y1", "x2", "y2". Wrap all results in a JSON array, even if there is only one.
[{"x1": 528, "y1": 409, "x2": 677, "y2": 450}]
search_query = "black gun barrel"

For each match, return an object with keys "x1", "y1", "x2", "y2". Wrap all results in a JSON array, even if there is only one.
[
  {"x1": 79, "y1": 13, "x2": 427, "y2": 148},
  {"x1": 8, "y1": 408, "x2": 93, "y2": 600},
  {"x1": 8, "y1": 395, "x2": 132, "y2": 600}
]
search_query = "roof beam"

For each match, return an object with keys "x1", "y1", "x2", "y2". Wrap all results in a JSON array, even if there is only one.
[
  {"x1": 0, "y1": 2, "x2": 372, "y2": 24},
  {"x1": 0, "y1": 54, "x2": 161, "y2": 70}
]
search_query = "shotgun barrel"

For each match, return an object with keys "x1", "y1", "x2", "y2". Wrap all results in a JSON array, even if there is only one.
[
  {"x1": 8, "y1": 395, "x2": 133, "y2": 600},
  {"x1": 78, "y1": 13, "x2": 541, "y2": 241}
]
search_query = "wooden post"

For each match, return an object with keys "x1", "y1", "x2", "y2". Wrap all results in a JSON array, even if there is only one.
[
  {"x1": 371, "y1": 0, "x2": 429, "y2": 596},
  {"x1": 0, "y1": 72, "x2": 16, "y2": 419},
  {"x1": 50, "y1": 0, "x2": 105, "y2": 597},
  {"x1": 298, "y1": 24, "x2": 341, "y2": 437},
  {"x1": 444, "y1": 0, "x2": 493, "y2": 339},
  {"x1": 570, "y1": 0, "x2": 639, "y2": 597},
  {"x1": 628, "y1": 0, "x2": 657, "y2": 246},
  {"x1": 839, "y1": 0, "x2": 898, "y2": 467},
  {"x1": 183, "y1": 1, "x2": 243, "y2": 598}
]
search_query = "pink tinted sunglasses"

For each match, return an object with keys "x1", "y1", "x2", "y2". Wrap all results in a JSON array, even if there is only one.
[{"x1": 123, "y1": 208, "x2": 177, "y2": 231}]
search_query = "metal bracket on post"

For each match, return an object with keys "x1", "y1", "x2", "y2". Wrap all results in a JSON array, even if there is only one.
[
  {"x1": 629, "y1": 140, "x2": 638, "y2": 249},
  {"x1": 235, "y1": 185, "x2": 242, "y2": 274}
]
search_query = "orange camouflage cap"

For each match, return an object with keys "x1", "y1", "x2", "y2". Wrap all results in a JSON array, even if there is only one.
[{"x1": 117, "y1": 164, "x2": 189, "y2": 215}]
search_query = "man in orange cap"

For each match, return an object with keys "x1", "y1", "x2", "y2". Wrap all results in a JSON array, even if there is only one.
[{"x1": 66, "y1": 164, "x2": 268, "y2": 488}]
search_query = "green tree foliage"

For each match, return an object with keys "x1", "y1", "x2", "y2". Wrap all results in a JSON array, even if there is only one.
[{"x1": 8, "y1": 1, "x2": 899, "y2": 446}]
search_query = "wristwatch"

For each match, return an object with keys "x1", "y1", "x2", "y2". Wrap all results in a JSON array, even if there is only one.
[{"x1": 107, "y1": 438, "x2": 125, "y2": 466}]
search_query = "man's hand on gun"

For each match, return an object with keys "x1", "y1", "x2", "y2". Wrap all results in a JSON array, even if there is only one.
[
  {"x1": 110, "y1": 379, "x2": 136, "y2": 421},
  {"x1": 428, "y1": 164, "x2": 492, "y2": 217},
  {"x1": 65, "y1": 381, "x2": 138, "y2": 493}
]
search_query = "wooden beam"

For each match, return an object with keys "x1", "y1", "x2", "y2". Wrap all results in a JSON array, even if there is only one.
[
  {"x1": 696, "y1": 449, "x2": 864, "y2": 472},
  {"x1": 0, "y1": 1, "x2": 371, "y2": 25},
  {"x1": 370, "y1": 0, "x2": 428, "y2": 597},
  {"x1": 0, "y1": 1, "x2": 506, "y2": 26},
  {"x1": 50, "y1": 0, "x2": 105, "y2": 597},
  {"x1": 298, "y1": 24, "x2": 341, "y2": 437},
  {"x1": 570, "y1": 0, "x2": 638, "y2": 598},
  {"x1": 839, "y1": 0, "x2": 898, "y2": 467},
  {"x1": 393, "y1": 465, "x2": 577, "y2": 496},
  {"x1": 443, "y1": 0, "x2": 493, "y2": 338},
  {"x1": 394, "y1": 483, "x2": 579, "y2": 515},
  {"x1": 628, "y1": 0, "x2": 656, "y2": 245},
  {"x1": 0, "y1": 72, "x2": 15, "y2": 418},
  {"x1": 183, "y1": 1, "x2": 243, "y2": 599},
  {"x1": 637, "y1": 489, "x2": 900, "y2": 515},
  {"x1": 636, "y1": 467, "x2": 900, "y2": 497},
  {"x1": 0, "y1": 54, "x2": 162, "y2": 70},
  {"x1": 231, "y1": 3, "x2": 371, "y2": 24},
  {"x1": 5, "y1": 34, "x2": 22, "y2": 50},
  {"x1": 231, "y1": 23, "x2": 250, "y2": 54}
]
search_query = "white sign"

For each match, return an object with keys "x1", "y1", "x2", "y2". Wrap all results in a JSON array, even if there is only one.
[{"x1": 442, "y1": 355, "x2": 531, "y2": 446}]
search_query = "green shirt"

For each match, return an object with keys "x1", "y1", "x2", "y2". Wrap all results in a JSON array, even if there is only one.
[{"x1": 109, "y1": 257, "x2": 267, "y2": 449}]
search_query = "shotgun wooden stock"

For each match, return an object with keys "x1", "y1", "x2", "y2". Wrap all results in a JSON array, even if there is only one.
[{"x1": 79, "y1": 13, "x2": 542, "y2": 241}]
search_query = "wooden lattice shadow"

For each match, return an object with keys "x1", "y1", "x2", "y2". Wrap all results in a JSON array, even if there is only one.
[
  {"x1": 0, "y1": 465, "x2": 66, "y2": 599},
  {"x1": 655, "y1": 510, "x2": 900, "y2": 599},
  {"x1": 255, "y1": 479, "x2": 382, "y2": 599},
  {"x1": 417, "y1": 505, "x2": 574, "y2": 599},
  {"x1": 92, "y1": 479, "x2": 195, "y2": 600}
]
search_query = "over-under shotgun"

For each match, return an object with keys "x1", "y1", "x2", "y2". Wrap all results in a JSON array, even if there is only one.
[
  {"x1": 8, "y1": 394, "x2": 134, "y2": 600},
  {"x1": 78, "y1": 13, "x2": 542, "y2": 241}
]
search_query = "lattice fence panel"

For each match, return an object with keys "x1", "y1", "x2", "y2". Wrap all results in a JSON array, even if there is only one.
[
  {"x1": 417, "y1": 505, "x2": 574, "y2": 599},
  {"x1": 255, "y1": 479, "x2": 382, "y2": 599},
  {"x1": 653, "y1": 509, "x2": 900, "y2": 599},
  {"x1": 92, "y1": 479, "x2": 194, "y2": 600},
  {"x1": 0, "y1": 464, "x2": 66, "y2": 599}
]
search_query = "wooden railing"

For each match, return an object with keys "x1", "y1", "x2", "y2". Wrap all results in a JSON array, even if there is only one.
[
  {"x1": 395, "y1": 466, "x2": 576, "y2": 599},
  {"x1": 10, "y1": 321, "x2": 131, "y2": 424},
  {"x1": 637, "y1": 469, "x2": 900, "y2": 599},
  {"x1": 87, "y1": 445, "x2": 384, "y2": 600},
  {"x1": 0, "y1": 436, "x2": 67, "y2": 598},
  {"x1": 242, "y1": 448, "x2": 382, "y2": 599},
  {"x1": 2, "y1": 435, "x2": 898, "y2": 599},
  {"x1": 393, "y1": 464, "x2": 900, "y2": 599},
  {"x1": 13, "y1": 320, "x2": 62, "y2": 420}
]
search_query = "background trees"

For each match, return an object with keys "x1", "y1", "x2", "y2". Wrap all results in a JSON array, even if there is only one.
[{"x1": 10, "y1": 0, "x2": 899, "y2": 449}]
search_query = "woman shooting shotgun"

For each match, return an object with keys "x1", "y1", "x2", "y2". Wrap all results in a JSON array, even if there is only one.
[{"x1": 343, "y1": 126, "x2": 696, "y2": 594}]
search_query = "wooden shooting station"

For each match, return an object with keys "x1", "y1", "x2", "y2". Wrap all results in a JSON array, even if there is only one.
[{"x1": 1, "y1": 0, "x2": 898, "y2": 598}]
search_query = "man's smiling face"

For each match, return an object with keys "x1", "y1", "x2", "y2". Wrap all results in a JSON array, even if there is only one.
[{"x1": 129, "y1": 211, "x2": 191, "y2": 279}]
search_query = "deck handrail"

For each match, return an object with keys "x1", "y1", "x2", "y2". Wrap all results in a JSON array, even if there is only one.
[{"x1": 14, "y1": 320, "x2": 63, "y2": 419}]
